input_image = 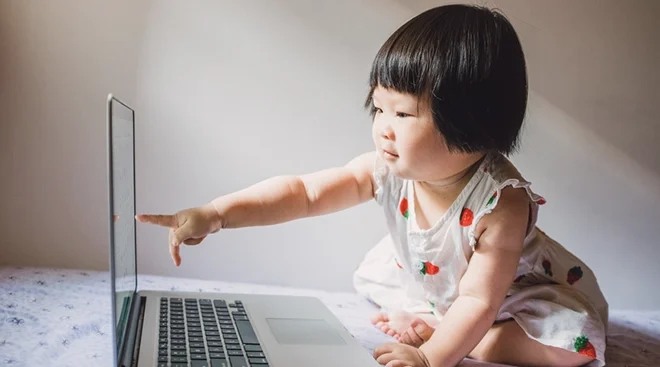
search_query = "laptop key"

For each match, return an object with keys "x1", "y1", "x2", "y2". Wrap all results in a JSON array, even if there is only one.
[
  {"x1": 206, "y1": 336, "x2": 222, "y2": 341},
  {"x1": 210, "y1": 359, "x2": 229, "y2": 367},
  {"x1": 157, "y1": 356, "x2": 168, "y2": 362},
  {"x1": 171, "y1": 357, "x2": 188, "y2": 363},
  {"x1": 189, "y1": 342, "x2": 204, "y2": 348},
  {"x1": 247, "y1": 351, "x2": 265, "y2": 358},
  {"x1": 190, "y1": 348, "x2": 205, "y2": 354},
  {"x1": 191, "y1": 354, "x2": 208, "y2": 360},
  {"x1": 191, "y1": 360, "x2": 209, "y2": 367},
  {"x1": 208, "y1": 347, "x2": 224, "y2": 353},
  {"x1": 235, "y1": 321, "x2": 259, "y2": 344},
  {"x1": 207, "y1": 341, "x2": 223, "y2": 347},
  {"x1": 171, "y1": 350, "x2": 187, "y2": 357},
  {"x1": 229, "y1": 356, "x2": 248, "y2": 367},
  {"x1": 158, "y1": 349, "x2": 168, "y2": 356},
  {"x1": 227, "y1": 350, "x2": 243, "y2": 356},
  {"x1": 249, "y1": 358, "x2": 269, "y2": 365},
  {"x1": 226, "y1": 345, "x2": 241, "y2": 350},
  {"x1": 158, "y1": 363, "x2": 167, "y2": 367},
  {"x1": 244, "y1": 345, "x2": 262, "y2": 352}
]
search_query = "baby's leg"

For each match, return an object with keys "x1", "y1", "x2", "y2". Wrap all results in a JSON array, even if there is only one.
[
  {"x1": 395, "y1": 319, "x2": 593, "y2": 365},
  {"x1": 467, "y1": 320, "x2": 594, "y2": 367}
]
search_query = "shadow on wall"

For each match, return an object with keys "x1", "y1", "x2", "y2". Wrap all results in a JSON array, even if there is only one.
[{"x1": 0, "y1": 0, "x2": 152, "y2": 269}]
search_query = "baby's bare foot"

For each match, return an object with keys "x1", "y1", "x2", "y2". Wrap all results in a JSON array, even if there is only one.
[
  {"x1": 370, "y1": 310, "x2": 435, "y2": 339},
  {"x1": 370, "y1": 311, "x2": 397, "y2": 338},
  {"x1": 397, "y1": 317, "x2": 436, "y2": 348}
]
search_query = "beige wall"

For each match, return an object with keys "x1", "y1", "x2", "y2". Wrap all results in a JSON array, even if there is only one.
[{"x1": 1, "y1": 0, "x2": 658, "y2": 309}]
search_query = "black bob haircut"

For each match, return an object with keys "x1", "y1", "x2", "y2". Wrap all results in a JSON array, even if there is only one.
[{"x1": 365, "y1": 4, "x2": 528, "y2": 155}]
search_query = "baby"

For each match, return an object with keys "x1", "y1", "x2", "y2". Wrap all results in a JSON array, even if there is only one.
[{"x1": 138, "y1": 4, "x2": 608, "y2": 367}]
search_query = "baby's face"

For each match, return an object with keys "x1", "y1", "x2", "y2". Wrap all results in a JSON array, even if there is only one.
[{"x1": 370, "y1": 85, "x2": 479, "y2": 182}]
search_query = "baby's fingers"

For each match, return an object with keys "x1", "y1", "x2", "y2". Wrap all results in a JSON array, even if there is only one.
[
  {"x1": 168, "y1": 228, "x2": 182, "y2": 267},
  {"x1": 136, "y1": 214, "x2": 177, "y2": 228}
]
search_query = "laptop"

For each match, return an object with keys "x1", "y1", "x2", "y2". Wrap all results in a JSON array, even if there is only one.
[{"x1": 106, "y1": 94, "x2": 380, "y2": 367}]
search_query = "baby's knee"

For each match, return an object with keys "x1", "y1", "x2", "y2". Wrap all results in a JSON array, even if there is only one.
[{"x1": 469, "y1": 323, "x2": 507, "y2": 362}]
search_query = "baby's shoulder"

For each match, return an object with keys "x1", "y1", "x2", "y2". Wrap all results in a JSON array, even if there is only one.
[{"x1": 373, "y1": 154, "x2": 407, "y2": 204}]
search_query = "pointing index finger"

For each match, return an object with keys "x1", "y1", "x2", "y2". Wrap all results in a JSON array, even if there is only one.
[{"x1": 135, "y1": 214, "x2": 177, "y2": 228}]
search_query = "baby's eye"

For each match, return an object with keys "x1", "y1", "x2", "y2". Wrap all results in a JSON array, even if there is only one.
[{"x1": 396, "y1": 112, "x2": 411, "y2": 118}]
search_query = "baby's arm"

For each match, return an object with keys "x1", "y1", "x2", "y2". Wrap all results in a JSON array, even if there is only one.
[
  {"x1": 418, "y1": 187, "x2": 530, "y2": 367},
  {"x1": 211, "y1": 151, "x2": 377, "y2": 229}
]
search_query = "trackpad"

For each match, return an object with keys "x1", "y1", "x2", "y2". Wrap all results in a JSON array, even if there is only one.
[{"x1": 266, "y1": 318, "x2": 346, "y2": 345}]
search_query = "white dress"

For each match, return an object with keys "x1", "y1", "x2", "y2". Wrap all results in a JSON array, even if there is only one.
[{"x1": 353, "y1": 152, "x2": 608, "y2": 366}]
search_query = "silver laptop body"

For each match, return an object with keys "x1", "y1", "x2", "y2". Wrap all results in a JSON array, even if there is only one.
[{"x1": 106, "y1": 94, "x2": 380, "y2": 367}]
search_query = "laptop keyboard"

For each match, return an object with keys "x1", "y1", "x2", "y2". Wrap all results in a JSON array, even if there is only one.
[{"x1": 157, "y1": 297, "x2": 269, "y2": 367}]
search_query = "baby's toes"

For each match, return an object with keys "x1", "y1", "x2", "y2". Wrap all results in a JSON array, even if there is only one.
[{"x1": 370, "y1": 312, "x2": 389, "y2": 325}]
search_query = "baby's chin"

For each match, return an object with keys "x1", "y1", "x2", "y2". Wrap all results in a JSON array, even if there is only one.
[
  {"x1": 385, "y1": 160, "x2": 420, "y2": 181},
  {"x1": 387, "y1": 160, "x2": 452, "y2": 183}
]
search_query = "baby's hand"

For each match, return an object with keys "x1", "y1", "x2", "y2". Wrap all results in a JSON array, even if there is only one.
[{"x1": 136, "y1": 204, "x2": 222, "y2": 267}]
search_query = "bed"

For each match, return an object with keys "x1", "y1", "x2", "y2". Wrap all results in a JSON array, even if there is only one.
[{"x1": 1, "y1": 266, "x2": 659, "y2": 367}]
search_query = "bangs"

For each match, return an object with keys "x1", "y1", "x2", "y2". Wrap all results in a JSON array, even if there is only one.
[{"x1": 363, "y1": 14, "x2": 440, "y2": 110}]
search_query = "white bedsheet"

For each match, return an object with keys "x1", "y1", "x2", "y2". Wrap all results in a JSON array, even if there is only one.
[{"x1": 1, "y1": 266, "x2": 659, "y2": 367}]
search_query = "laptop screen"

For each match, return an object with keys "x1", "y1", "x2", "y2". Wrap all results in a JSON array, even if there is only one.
[{"x1": 108, "y1": 96, "x2": 138, "y2": 356}]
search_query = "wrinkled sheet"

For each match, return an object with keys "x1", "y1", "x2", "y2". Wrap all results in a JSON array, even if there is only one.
[{"x1": 1, "y1": 266, "x2": 658, "y2": 367}]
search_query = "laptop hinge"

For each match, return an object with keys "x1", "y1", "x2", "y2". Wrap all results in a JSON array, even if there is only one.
[{"x1": 119, "y1": 295, "x2": 147, "y2": 367}]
